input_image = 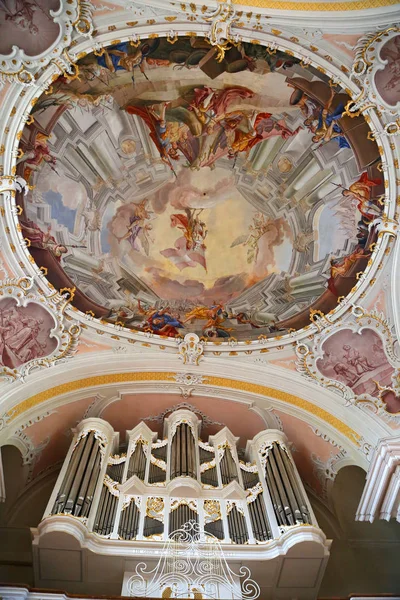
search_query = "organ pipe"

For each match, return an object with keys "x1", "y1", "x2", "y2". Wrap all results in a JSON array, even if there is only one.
[
  {"x1": 94, "y1": 485, "x2": 118, "y2": 536},
  {"x1": 143, "y1": 516, "x2": 164, "y2": 537},
  {"x1": 201, "y1": 465, "x2": 218, "y2": 487},
  {"x1": 219, "y1": 446, "x2": 239, "y2": 485},
  {"x1": 263, "y1": 442, "x2": 311, "y2": 526},
  {"x1": 204, "y1": 518, "x2": 224, "y2": 540},
  {"x1": 127, "y1": 442, "x2": 147, "y2": 480},
  {"x1": 169, "y1": 504, "x2": 198, "y2": 533},
  {"x1": 241, "y1": 468, "x2": 260, "y2": 490},
  {"x1": 148, "y1": 462, "x2": 166, "y2": 484},
  {"x1": 278, "y1": 445, "x2": 310, "y2": 523},
  {"x1": 106, "y1": 460, "x2": 125, "y2": 483},
  {"x1": 118, "y1": 500, "x2": 140, "y2": 540},
  {"x1": 52, "y1": 432, "x2": 102, "y2": 518},
  {"x1": 248, "y1": 493, "x2": 271, "y2": 541},
  {"x1": 170, "y1": 423, "x2": 197, "y2": 479},
  {"x1": 227, "y1": 505, "x2": 248, "y2": 544}
]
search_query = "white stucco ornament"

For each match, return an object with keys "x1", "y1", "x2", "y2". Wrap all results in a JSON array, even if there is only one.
[{"x1": 178, "y1": 333, "x2": 204, "y2": 366}]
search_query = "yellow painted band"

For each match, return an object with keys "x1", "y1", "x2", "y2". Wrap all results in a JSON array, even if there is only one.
[
  {"x1": 6, "y1": 371, "x2": 361, "y2": 445},
  {"x1": 225, "y1": 0, "x2": 397, "y2": 10}
]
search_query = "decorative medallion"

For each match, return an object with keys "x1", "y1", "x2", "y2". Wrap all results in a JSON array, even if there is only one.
[
  {"x1": 0, "y1": 0, "x2": 94, "y2": 85},
  {"x1": 0, "y1": 277, "x2": 80, "y2": 381},
  {"x1": 351, "y1": 26, "x2": 400, "y2": 132},
  {"x1": 296, "y1": 306, "x2": 400, "y2": 419}
]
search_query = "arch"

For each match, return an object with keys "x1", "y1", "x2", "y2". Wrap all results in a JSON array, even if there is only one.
[
  {"x1": 0, "y1": 445, "x2": 25, "y2": 524},
  {"x1": 318, "y1": 464, "x2": 400, "y2": 596}
]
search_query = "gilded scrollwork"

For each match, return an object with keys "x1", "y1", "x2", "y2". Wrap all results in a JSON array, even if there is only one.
[
  {"x1": 246, "y1": 482, "x2": 264, "y2": 504},
  {"x1": 170, "y1": 498, "x2": 198, "y2": 513},
  {"x1": 150, "y1": 454, "x2": 167, "y2": 471},
  {"x1": 103, "y1": 473, "x2": 121, "y2": 497},
  {"x1": 146, "y1": 497, "x2": 165, "y2": 522},
  {"x1": 200, "y1": 458, "x2": 216, "y2": 473},
  {"x1": 203, "y1": 499, "x2": 221, "y2": 523},
  {"x1": 203, "y1": 0, "x2": 240, "y2": 62}
]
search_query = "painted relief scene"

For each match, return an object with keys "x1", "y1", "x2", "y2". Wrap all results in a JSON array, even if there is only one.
[
  {"x1": 0, "y1": 299, "x2": 57, "y2": 369},
  {"x1": 374, "y1": 34, "x2": 400, "y2": 108},
  {"x1": 16, "y1": 36, "x2": 384, "y2": 340},
  {"x1": 317, "y1": 328, "x2": 400, "y2": 413},
  {"x1": 0, "y1": 1, "x2": 61, "y2": 57}
]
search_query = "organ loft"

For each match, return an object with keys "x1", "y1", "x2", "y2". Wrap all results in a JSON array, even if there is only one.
[{"x1": 31, "y1": 408, "x2": 330, "y2": 598}]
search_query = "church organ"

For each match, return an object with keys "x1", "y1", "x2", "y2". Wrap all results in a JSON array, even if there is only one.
[{"x1": 44, "y1": 409, "x2": 316, "y2": 545}]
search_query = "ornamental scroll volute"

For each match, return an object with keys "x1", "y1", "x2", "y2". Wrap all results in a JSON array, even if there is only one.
[
  {"x1": 204, "y1": 0, "x2": 240, "y2": 62},
  {"x1": 0, "y1": 0, "x2": 93, "y2": 86},
  {"x1": 0, "y1": 277, "x2": 80, "y2": 382}
]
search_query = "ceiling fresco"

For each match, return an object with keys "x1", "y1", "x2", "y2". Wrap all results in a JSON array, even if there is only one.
[{"x1": 17, "y1": 36, "x2": 384, "y2": 341}]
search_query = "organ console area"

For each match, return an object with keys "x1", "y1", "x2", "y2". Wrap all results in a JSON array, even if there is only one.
[
  {"x1": 32, "y1": 409, "x2": 330, "y2": 597},
  {"x1": 42, "y1": 409, "x2": 314, "y2": 544}
]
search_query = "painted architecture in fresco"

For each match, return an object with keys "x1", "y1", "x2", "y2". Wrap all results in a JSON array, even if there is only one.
[{"x1": 17, "y1": 36, "x2": 384, "y2": 341}]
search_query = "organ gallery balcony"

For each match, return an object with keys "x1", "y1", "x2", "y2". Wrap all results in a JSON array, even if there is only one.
[{"x1": 31, "y1": 409, "x2": 330, "y2": 599}]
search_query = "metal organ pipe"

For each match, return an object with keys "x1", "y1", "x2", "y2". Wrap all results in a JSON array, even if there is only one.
[
  {"x1": 170, "y1": 423, "x2": 197, "y2": 479},
  {"x1": 52, "y1": 432, "x2": 102, "y2": 518},
  {"x1": 82, "y1": 448, "x2": 101, "y2": 519},
  {"x1": 227, "y1": 504, "x2": 248, "y2": 544},
  {"x1": 219, "y1": 446, "x2": 239, "y2": 485},
  {"x1": 52, "y1": 433, "x2": 86, "y2": 514},
  {"x1": 127, "y1": 442, "x2": 147, "y2": 480},
  {"x1": 263, "y1": 442, "x2": 311, "y2": 526},
  {"x1": 118, "y1": 500, "x2": 140, "y2": 540},
  {"x1": 267, "y1": 444, "x2": 293, "y2": 525},
  {"x1": 278, "y1": 444, "x2": 310, "y2": 523},
  {"x1": 265, "y1": 459, "x2": 286, "y2": 526},
  {"x1": 169, "y1": 504, "x2": 198, "y2": 533},
  {"x1": 248, "y1": 493, "x2": 271, "y2": 541},
  {"x1": 200, "y1": 447, "x2": 218, "y2": 487}
]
